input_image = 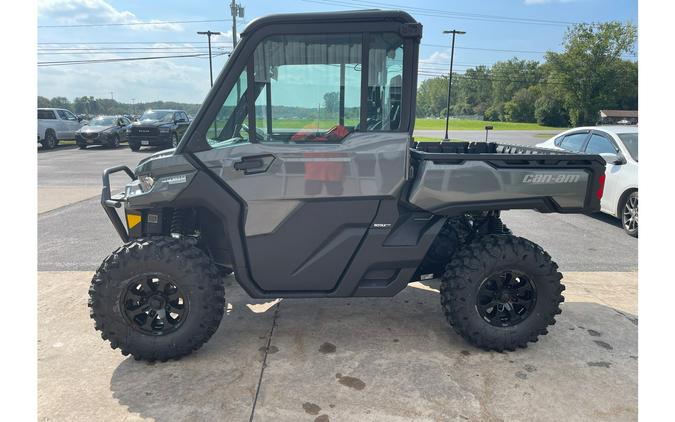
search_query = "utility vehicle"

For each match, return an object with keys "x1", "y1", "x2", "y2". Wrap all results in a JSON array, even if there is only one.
[{"x1": 90, "y1": 10, "x2": 606, "y2": 361}]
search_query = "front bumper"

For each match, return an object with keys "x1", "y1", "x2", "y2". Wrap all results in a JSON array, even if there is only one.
[
  {"x1": 76, "y1": 133, "x2": 111, "y2": 145},
  {"x1": 128, "y1": 133, "x2": 172, "y2": 146}
]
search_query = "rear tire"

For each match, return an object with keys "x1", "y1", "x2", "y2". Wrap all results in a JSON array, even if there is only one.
[
  {"x1": 129, "y1": 142, "x2": 141, "y2": 151},
  {"x1": 440, "y1": 235, "x2": 564, "y2": 352},
  {"x1": 88, "y1": 236, "x2": 225, "y2": 361}
]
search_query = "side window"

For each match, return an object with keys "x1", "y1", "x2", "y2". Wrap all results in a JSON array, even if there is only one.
[
  {"x1": 63, "y1": 110, "x2": 77, "y2": 121},
  {"x1": 181, "y1": 112, "x2": 189, "y2": 122},
  {"x1": 56, "y1": 110, "x2": 68, "y2": 120},
  {"x1": 38, "y1": 110, "x2": 56, "y2": 119},
  {"x1": 585, "y1": 134, "x2": 616, "y2": 155},
  {"x1": 205, "y1": 70, "x2": 249, "y2": 148},
  {"x1": 367, "y1": 33, "x2": 404, "y2": 131},
  {"x1": 253, "y1": 33, "x2": 362, "y2": 143},
  {"x1": 559, "y1": 133, "x2": 588, "y2": 152}
]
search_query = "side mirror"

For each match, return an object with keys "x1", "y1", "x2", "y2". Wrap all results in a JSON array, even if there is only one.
[
  {"x1": 599, "y1": 152, "x2": 626, "y2": 165},
  {"x1": 77, "y1": 117, "x2": 83, "y2": 122}
]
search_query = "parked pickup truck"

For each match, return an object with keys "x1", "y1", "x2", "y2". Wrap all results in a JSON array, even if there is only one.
[
  {"x1": 38, "y1": 108, "x2": 86, "y2": 149},
  {"x1": 127, "y1": 109, "x2": 190, "y2": 151},
  {"x1": 90, "y1": 10, "x2": 607, "y2": 362}
]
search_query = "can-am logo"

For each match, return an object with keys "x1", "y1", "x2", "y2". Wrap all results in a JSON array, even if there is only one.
[{"x1": 522, "y1": 174, "x2": 580, "y2": 184}]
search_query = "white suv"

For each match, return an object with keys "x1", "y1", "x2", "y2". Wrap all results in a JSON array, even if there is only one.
[
  {"x1": 38, "y1": 108, "x2": 85, "y2": 149},
  {"x1": 537, "y1": 125, "x2": 638, "y2": 236}
]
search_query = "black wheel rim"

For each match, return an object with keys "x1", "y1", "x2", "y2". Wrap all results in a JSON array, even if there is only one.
[
  {"x1": 122, "y1": 273, "x2": 188, "y2": 335},
  {"x1": 476, "y1": 270, "x2": 537, "y2": 327},
  {"x1": 622, "y1": 194, "x2": 638, "y2": 232}
]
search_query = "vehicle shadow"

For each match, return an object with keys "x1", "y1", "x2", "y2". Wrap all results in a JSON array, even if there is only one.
[
  {"x1": 109, "y1": 279, "x2": 638, "y2": 422},
  {"x1": 37, "y1": 144, "x2": 78, "y2": 153},
  {"x1": 586, "y1": 211, "x2": 623, "y2": 230}
]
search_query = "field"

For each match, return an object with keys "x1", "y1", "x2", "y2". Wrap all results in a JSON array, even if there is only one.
[{"x1": 414, "y1": 118, "x2": 566, "y2": 131}]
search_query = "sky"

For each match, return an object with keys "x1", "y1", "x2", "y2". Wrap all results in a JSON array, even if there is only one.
[{"x1": 37, "y1": 0, "x2": 638, "y2": 105}]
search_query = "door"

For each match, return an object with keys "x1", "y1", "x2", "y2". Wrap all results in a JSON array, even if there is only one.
[
  {"x1": 175, "y1": 112, "x2": 189, "y2": 139},
  {"x1": 57, "y1": 110, "x2": 79, "y2": 139},
  {"x1": 583, "y1": 131, "x2": 621, "y2": 215},
  {"x1": 190, "y1": 24, "x2": 416, "y2": 293}
]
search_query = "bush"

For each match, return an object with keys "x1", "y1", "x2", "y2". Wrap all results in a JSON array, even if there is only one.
[{"x1": 534, "y1": 95, "x2": 569, "y2": 127}]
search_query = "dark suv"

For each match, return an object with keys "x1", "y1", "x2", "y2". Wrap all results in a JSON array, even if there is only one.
[{"x1": 128, "y1": 109, "x2": 189, "y2": 151}]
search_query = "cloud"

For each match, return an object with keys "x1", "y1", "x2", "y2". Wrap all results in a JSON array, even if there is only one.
[
  {"x1": 524, "y1": 0, "x2": 577, "y2": 4},
  {"x1": 38, "y1": 0, "x2": 183, "y2": 31},
  {"x1": 37, "y1": 45, "x2": 230, "y2": 103}
]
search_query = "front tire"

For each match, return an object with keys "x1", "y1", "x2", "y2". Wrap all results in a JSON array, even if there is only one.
[
  {"x1": 440, "y1": 235, "x2": 564, "y2": 352},
  {"x1": 88, "y1": 236, "x2": 225, "y2": 361},
  {"x1": 621, "y1": 191, "x2": 638, "y2": 237},
  {"x1": 109, "y1": 134, "x2": 120, "y2": 149},
  {"x1": 129, "y1": 142, "x2": 141, "y2": 151}
]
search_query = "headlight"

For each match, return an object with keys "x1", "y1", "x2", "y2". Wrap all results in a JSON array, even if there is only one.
[{"x1": 138, "y1": 175, "x2": 155, "y2": 192}]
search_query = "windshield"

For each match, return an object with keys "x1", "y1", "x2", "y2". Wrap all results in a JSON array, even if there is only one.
[
  {"x1": 91, "y1": 116, "x2": 117, "y2": 126},
  {"x1": 617, "y1": 133, "x2": 638, "y2": 161},
  {"x1": 140, "y1": 111, "x2": 173, "y2": 123}
]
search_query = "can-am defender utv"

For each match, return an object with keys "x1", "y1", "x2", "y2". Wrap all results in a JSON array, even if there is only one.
[{"x1": 90, "y1": 10, "x2": 607, "y2": 361}]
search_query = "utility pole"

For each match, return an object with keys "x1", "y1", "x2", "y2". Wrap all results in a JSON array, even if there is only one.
[
  {"x1": 197, "y1": 30, "x2": 222, "y2": 86},
  {"x1": 442, "y1": 29, "x2": 466, "y2": 142},
  {"x1": 230, "y1": 0, "x2": 245, "y2": 49}
]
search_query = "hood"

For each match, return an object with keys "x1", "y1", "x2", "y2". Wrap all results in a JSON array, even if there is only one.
[
  {"x1": 134, "y1": 120, "x2": 170, "y2": 127},
  {"x1": 78, "y1": 125, "x2": 113, "y2": 133}
]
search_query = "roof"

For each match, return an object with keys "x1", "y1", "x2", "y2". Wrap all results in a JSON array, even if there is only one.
[
  {"x1": 241, "y1": 10, "x2": 417, "y2": 37},
  {"x1": 567, "y1": 125, "x2": 638, "y2": 134},
  {"x1": 599, "y1": 110, "x2": 638, "y2": 118}
]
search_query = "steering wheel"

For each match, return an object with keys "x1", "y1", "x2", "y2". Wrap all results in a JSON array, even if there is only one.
[{"x1": 241, "y1": 124, "x2": 267, "y2": 141}]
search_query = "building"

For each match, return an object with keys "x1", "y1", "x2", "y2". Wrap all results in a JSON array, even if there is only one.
[{"x1": 599, "y1": 109, "x2": 638, "y2": 125}]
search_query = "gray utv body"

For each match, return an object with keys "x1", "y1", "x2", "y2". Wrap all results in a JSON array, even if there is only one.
[{"x1": 101, "y1": 10, "x2": 605, "y2": 301}]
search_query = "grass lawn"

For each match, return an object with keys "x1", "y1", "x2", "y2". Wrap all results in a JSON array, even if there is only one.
[{"x1": 414, "y1": 118, "x2": 567, "y2": 131}]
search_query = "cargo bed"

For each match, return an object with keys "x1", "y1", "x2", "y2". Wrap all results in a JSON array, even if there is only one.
[{"x1": 408, "y1": 141, "x2": 606, "y2": 215}]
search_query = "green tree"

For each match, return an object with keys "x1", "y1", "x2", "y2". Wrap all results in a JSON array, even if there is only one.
[
  {"x1": 37, "y1": 96, "x2": 51, "y2": 107},
  {"x1": 534, "y1": 90, "x2": 569, "y2": 127},
  {"x1": 546, "y1": 22, "x2": 637, "y2": 126},
  {"x1": 503, "y1": 87, "x2": 538, "y2": 122},
  {"x1": 416, "y1": 76, "x2": 449, "y2": 117},
  {"x1": 323, "y1": 91, "x2": 339, "y2": 114}
]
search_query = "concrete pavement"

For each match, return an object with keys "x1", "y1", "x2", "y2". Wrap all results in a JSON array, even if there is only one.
[{"x1": 38, "y1": 271, "x2": 637, "y2": 421}]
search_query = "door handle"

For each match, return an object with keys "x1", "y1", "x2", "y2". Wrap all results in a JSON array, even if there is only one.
[
  {"x1": 234, "y1": 158, "x2": 264, "y2": 171},
  {"x1": 233, "y1": 155, "x2": 274, "y2": 175}
]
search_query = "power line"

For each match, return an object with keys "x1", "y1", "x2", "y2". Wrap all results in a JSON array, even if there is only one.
[
  {"x1": 38, "y1": 19, "x2": 230, "y2": 29},
  {"x1": 302, "y1": 0, "x2": 580, "y2": 26},
  {"x1": 38, "y1": 52, "x2": 229, "y2": 67},
  {"x1": 38, "y1": 41, "x2": 231, "y2": 45}
]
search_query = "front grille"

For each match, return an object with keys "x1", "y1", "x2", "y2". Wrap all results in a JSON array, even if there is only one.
[
  {"x1": 131, "y1": 126, "x2": 159, "y2": 137},
  {"x1": 83, "y1": 132, "x2": 98, "y2": 139}
]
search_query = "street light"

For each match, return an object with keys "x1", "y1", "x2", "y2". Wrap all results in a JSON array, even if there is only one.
[
  {"x1": 197, "y1": 30, "x2": 222, "y2": 87},
  {"x1": 442, "y1": 29, "x2": 466, "y2": 142}
]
